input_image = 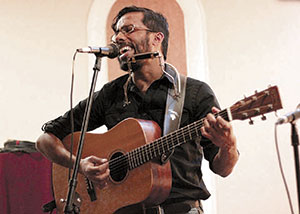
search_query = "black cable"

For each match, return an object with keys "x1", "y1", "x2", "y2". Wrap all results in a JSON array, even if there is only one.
[
  {"x1": 275, "y1": 124, "x2": 295, "y2": 214},
  {"x1": 68, "y1": 51, "x2": 77, "y2": 180}
]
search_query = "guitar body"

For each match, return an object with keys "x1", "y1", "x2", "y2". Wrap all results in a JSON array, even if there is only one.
[{"x1": 52, "y1": 118, "x2": 172, "y2": 214}]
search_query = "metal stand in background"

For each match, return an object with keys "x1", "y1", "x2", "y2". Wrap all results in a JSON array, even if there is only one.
[
  {"x1": 291, "y1": 123, "x2": 300, "y2": 214},
  {"x1": 63, "y1": 55, "x2": 102, "y2": 214}
]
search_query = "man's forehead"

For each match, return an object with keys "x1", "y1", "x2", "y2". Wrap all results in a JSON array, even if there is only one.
[{"x1": 116, "y1": 12, "x2": 144, "y2": 29}]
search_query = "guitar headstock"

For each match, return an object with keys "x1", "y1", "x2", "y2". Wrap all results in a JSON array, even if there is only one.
[{"x1": 230, "y1": 86, "x2": 283, "y2": 122}]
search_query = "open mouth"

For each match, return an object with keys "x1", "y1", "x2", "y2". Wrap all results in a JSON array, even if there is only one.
[
  {"x1": 119, "y1": 46, "x2": 135, "y2": 61},
  {"x1": 120, "y1": 46, "x2": 131, "y2": 54}
]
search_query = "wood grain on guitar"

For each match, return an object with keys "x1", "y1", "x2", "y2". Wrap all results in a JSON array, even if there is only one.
[{"x1": 52, "y1": 85, "x2": 282, "y2": 214}]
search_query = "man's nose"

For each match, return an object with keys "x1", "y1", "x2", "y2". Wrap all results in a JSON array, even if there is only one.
[{"x1": 113, "y1": 31, "x2": 127, "y2": 43}]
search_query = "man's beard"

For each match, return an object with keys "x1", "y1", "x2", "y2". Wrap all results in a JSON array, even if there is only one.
[
  {"x1": 118, "y1": 57, "x2": 142, "y2": 72},
  {"x1": 118, "y1": 37, "x2": 150, "y2": 72}
]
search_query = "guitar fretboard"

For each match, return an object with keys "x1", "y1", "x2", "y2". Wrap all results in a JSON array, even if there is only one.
[{"x1": 125, "y1": 109, "x2": 230, "y2": 170}]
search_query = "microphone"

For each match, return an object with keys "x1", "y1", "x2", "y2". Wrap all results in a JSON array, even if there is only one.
[
  {"x1": 77, "y1": 43, "x2": 119, "y2": 58},
  {"x1": 276, "y1": 105, "x2": 300, "y2": 125}
]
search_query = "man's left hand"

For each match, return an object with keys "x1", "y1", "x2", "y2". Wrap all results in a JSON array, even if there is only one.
[{"x1": 201, "y1": 107, "x2": 236, "y2": 150}]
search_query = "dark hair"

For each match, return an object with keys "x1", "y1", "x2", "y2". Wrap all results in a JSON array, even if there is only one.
[{"x1": 112, "y1": 6, "x2": 169, "y2": 60}]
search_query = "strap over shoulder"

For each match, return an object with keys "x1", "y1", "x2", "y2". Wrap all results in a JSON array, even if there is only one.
[{"x1": 161, "y1": 63, "x2": 187, "y2": 164}]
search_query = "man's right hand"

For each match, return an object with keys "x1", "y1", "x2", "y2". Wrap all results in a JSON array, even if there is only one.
[
  {"x1": 80, "y1": 156, "x2": 110, "y2": 189},
  {"x1": 37, "y1": 133, "x2": 110, "y2": 189}
]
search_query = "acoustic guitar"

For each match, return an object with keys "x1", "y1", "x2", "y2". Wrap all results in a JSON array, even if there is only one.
[{"x1": 52, "y1": 85, "x2": 282, "y2": 214}]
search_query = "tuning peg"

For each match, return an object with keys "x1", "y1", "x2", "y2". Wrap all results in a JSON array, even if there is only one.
[
  {"x1": 249, "y1": 118, "x2": 254, "y2": 125},
  {"x1": 251, "y1": 96, "x2": 258, "y2": 101},
  {"x1": 261, "y1": 115, "x2": 267, "y2": 121},
  {"x1": 242, "y1": 112, "x2": 248, "y2": 119},
  {"x1": 268, "y1": 104, "x2": 273, "y2": 110}
]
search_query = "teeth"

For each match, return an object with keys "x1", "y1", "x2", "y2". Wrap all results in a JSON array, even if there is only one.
[{"x1": 120, "y1": 46, "x2": 131, "y2": 54}]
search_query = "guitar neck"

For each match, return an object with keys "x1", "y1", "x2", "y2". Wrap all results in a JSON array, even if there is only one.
[{"x1": 126, "y1": 109, "x2": 231, "y2": 170}]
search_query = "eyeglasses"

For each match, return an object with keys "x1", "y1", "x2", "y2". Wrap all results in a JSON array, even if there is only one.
[{"x1": 111, "y1": 24, "x2": 155, "y2": 42}]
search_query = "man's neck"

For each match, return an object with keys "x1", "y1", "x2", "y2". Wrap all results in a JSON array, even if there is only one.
[{"x1": 132, "y1": 59, "x2": 164, "y2": 93}]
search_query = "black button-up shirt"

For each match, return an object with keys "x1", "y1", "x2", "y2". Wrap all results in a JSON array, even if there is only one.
[{"x1": 43, "y1": 68, "x2": 220, "y2": 202}]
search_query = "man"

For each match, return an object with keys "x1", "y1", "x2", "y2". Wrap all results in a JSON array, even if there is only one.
[{"x1": 36, "y1": 6, "x2": 239, "y2": 214}]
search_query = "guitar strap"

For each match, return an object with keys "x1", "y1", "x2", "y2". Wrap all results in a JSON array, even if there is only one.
[{"x1": 161, "y1": 63, "x2": 187, "y2": 164}]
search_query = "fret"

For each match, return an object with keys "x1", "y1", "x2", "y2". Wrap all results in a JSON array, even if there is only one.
[
  {"x1": 138, "y1": 147, "x2": 143, "y2": 166},
  {"x1": 127, "y1": 153, "x2": 133, "y2": 170},
  {"x1": 156, "y1": 140, "x2": 161, "y2": 156},
  {"x1": 151, "y1": 143, "x2": 156, "y2": 159},
  {"x1": 140, "y1": 146, "x2": 147, "y2": 165},
  {"x1": 141, "y1": 147, "x2": 145, "y2": 164},
  {"x1": 141, "y1": 147, "x2": 146, "y2": 165},
  {"x1": 135, "y1": 148, "x2": 140, "y2": 167},
  {"x1": 169, "y1": 134, "x2": 173, "y2": 150},
  {"x1": 187, "y1": 124, "x2": 192, "y2": 140},
  {"x1": 128, "y1": 151, "x2": 133, "y2": 169},
  {"x1": 131, "y1": 153, "x2": 135, "y2": 170},
  {"x1": 139, "y1": 148, "x2": 143, "y2": 165},
  {"x1": 182, "y1": 128, "x2": 186, "y2": 144},
  {"x1": 193, "y1": 122, "x2": 199, "y2": 138},
  {"x1": 158, "y1": 139, "x2": 163, "y2": 156},
  {"x1": 153, "y1": 142, "x2": 157, "y2": 158},
  {"x1": 156, "y1": 140, "x2": 161, "y2": 157},
  {"x1": 169, "y1": 133, "x2": 174, "y2": 150},
  {"x1": 146, "y1": 145, "x2": 151, "y2": 162},
  {"x1": 164, "y1": 139, "x2": 169, "y2": 152},
  {"x1": 131, "y1": 149, "x2": 135, "y2": 168},
  {"x1": 175, "y1": 131, "x2": 180, "y2": 147},
  {"x1": 131, "y1": 149, "x2": 138, "y2": 169},
  {"x1": 145, "y1": 144, "x2": 150, "y2": 162},
  {"x1": 166, "y1": 136, "x2": 171, "y2": 151},
  {"x1": 151, "y1": 143, "x2": 155, "y2": 159},
  {"x1": 144, "y1": 147, "x2": 148, "y2": 163},
  {"x1": 134, "y1": 149, "x2": 138, "y2": 168},
  {"x1": 160, "y1": 141, "x2": 165, "y2": 154},
  {"x1": 157, "y1": 141, "x2": 160, "y2": 156},
  {"x1": 180, "y1": 128, "x2": 187, "y2": 144},
  {"x1": 130, "y1": 150, "x2": 135, "y2": 169},
  {"x1": 148, "y1": 143, "x2": 153, "y2": 160}
]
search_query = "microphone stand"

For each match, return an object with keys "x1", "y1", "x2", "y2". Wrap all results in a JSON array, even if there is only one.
[
  {"x1": 291, "y1": 122, "x2": 300, "y2": 214},
  {"x1": 63, "y1": 54, "x2": 102, "y2": 214}
]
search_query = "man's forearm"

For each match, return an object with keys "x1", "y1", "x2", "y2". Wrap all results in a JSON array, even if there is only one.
[
  {"x1": 212, "y1": 145, "x2": 239, "y2": 177},
  {"x1": 36, "y1": 133, "x2": 75, "y2": 169}
]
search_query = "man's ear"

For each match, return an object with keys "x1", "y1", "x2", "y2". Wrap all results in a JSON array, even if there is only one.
[{"x1": 152, "y1": 32, "x2": 164, "y2": 46}]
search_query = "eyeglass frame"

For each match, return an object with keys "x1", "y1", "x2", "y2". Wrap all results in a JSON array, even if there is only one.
[{"x1": 111, "y1": 24, "x2": 156, "y2": 43}]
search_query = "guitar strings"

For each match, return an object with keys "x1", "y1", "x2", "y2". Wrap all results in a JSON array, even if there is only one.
[{"x1": 108, "y1": 110, "x2": 229, "y2": 177}]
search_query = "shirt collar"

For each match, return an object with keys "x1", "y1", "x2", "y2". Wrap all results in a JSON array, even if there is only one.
[{"x1": 126, "y1": 63, "x2": 180, "y2": 92}]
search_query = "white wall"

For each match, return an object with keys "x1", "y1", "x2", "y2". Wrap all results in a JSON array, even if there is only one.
[
  {"x1": 202, "y1": 0, "x2": 300, "y2": 213},
  {"x1": 0, "y1": 0, "x2": 300, "y2": 214},
  {"x1": 0, "y1": 0, "x2": 93, "y2": 145}
]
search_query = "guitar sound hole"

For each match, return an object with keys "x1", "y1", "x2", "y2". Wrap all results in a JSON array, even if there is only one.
[{"x1": 109, "y1": 151, "x2": 129, "y2": 183}]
